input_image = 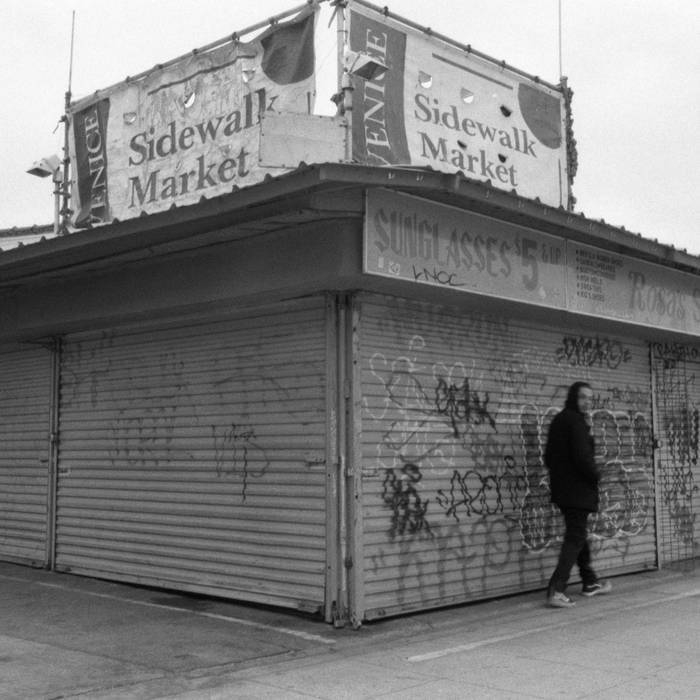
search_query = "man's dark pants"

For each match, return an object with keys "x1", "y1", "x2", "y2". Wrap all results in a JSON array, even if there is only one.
[{"x1": 548, "y1": 506, "x2": 597, "y2": 594}]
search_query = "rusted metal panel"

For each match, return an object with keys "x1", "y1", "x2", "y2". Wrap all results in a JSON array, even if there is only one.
[
  {"x1": 358, "y1": 294, "x2": 656, "y2": 619},
  {"x1": 651, "y1": 343, "x2": 699, "y2": 567},
  {"x1": 55, "y1": 299, "x2": 329, "y2": 612},
  {"x1": 0, "y1": 344, "x2": 51, "y2": 565}
]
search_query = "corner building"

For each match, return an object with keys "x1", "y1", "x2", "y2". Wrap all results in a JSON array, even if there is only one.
[{"x1": 0, "y1": 164, "x2": 698, "y2": 625}]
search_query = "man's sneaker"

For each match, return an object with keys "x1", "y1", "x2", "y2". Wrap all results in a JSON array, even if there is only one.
[
  {"x1": 581, "y1": 580, "x2": 613, "y2": 597},
  {"x1": 547, "y1": 591, "x2": 576, "y2": 608}
]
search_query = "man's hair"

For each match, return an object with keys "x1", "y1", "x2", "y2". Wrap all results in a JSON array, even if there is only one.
[{"x1": 565, "y1": 381, "x2": 592, "y2": 411}]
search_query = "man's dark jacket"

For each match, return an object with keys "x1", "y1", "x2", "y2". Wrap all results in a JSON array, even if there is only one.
[{"x1": 545, "y1": 384, "x2": 600, "y2": 512}]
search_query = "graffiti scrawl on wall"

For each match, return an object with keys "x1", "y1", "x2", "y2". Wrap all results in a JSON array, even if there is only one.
[
  {"x1": 212, "y1": 422, "x2": 270, "y2": 501},
  {"x1": 519, "y1": 403, "x2": 652, "y2": 553},
  {"x1": 60, "y1": 339, "x2": 294, "y2": 504},
  {"x1": 381, "y1": 462, "x2": 432, "y2": 538},
  {"x1": 363, "y1": 315, "x2": 656, "y2": 604}
]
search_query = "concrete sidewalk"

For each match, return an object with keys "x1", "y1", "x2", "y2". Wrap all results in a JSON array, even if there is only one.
[{"x1": 1, "y1": 561, "x2": 698, "y2": 699}]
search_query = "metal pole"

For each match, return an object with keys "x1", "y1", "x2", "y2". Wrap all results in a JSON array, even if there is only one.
[
  {"x1": 336, "y1": 1, "x2": 346, "y2": 95},
  {"x1": 558, "y1": 0, "x2": 563, "y2": 79},
  {"x1": 333, "y1": 2, "x2": 351, "y2": 162},
  {"x1": 336, "y1": 2, "x2": 353, "y2": 162},
  {"x1": 61, "y1": 10, "x2": 76, "y2": 234},
  {"x1": 71, "y1": 0, "x2": 328, "y2": 108},
  {"x1": 52, "y1": 173, "x2": 61, "y2": 237}
]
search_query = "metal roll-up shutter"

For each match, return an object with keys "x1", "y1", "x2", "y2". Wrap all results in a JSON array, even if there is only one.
[
  {"x1": 55, "y1": 299, "x2": 328, "y2": 612},
  {"x1": 651, "y1": 343, "x2": 699, "y2": 565},
  {"x1": 691, "y1": 352, "x2": 700, "y2": 559},
  {"x1": 0, "y1": 344, "x2": 52, "y2": 565},
  {"x1": 358, "y1": 294, "x2": 655, "y2": 619}
]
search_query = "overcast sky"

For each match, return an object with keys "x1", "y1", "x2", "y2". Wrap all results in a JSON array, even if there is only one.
[{"x1": 1, "y1": 0, "x2": 698, "y2": 255}]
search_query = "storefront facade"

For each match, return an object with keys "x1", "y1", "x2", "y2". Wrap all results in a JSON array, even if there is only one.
[
  {"x1": 0, "y1": 164, "x2": 697, "y2": 624},
  {"x1": 53, "y1": 300, "x2": 330, "y2": 612},
  {"x1": 354, "y1": 294, "x2": 657, "y2": 619}
]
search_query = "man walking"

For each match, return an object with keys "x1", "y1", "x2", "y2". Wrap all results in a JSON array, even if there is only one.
[{"x1": 545, "y1": 381, "x2": 612, "y2": 608}]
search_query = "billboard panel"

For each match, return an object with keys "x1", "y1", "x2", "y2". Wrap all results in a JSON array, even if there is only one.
[
  {"x1": 349, "y1": 2, "x2": 570, "y2": 208},
  {"x1": 566, "y1": 242, "x2": 700, "y2": 335},
  {"x1": 364, "y1": 189, "x2": 568, "y2": 309},
  {"x1": 68, "y1": 8, "x2": 317, "y2": 227}
]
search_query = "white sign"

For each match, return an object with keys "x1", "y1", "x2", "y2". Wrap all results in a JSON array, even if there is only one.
[
  {"x1": 364, "y1": 190, "x2": 700, "y2": 337},
  {"x1": 349, "y1": 2, "x2": 571, "y2": 208},
  {"x1": 69, "y1": 8, "x2": 317, "y2": 227},
  {"x1": 364, "y1": 189, "x2": 567, "y2": 308},
  {"x1": 567, "y1": 242, "x2": 700, "y2": 335}
]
